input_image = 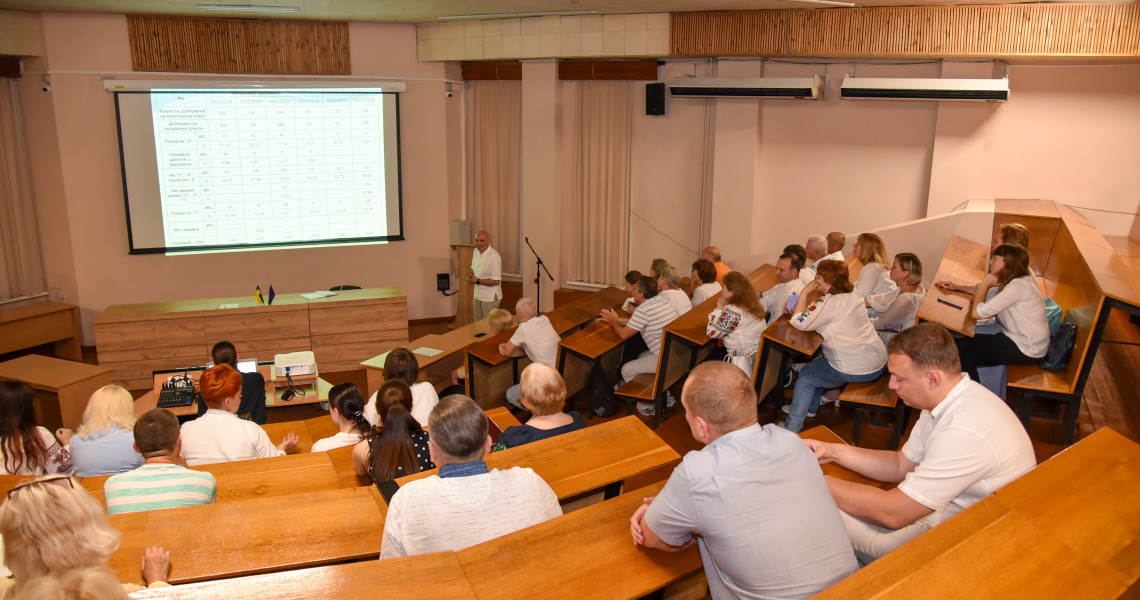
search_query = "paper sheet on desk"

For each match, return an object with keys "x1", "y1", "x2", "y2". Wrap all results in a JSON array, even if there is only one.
[
  {"x1": 413, "y1": 347, "x2": 443, "y2": 357},
  {"x1": 300, "y1": 291, "x2": 338, "y2": 299},
  {"x1": 219, "y1": 303, "x2": 239, "y2": 309}
]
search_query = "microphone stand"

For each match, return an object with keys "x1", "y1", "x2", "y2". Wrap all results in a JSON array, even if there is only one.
[{"x1": 524, "y1": 236, "x2": 554, "y2": 314}]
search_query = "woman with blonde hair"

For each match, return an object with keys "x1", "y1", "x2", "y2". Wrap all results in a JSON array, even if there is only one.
[
  {"x1": 853, "y1": 233, "x2": 898, "y2": 299},
  {"x1": 705, "y1": 271, "x2": 766, "y2": 376},
  {"x1": 865, "y1": 252, "x2": 926, "y2": 343},
  {"x1": 783, "y1": 261, "x2": 887, "y2": 433},
  {"x1": 0, "y1": 382, "x2": 72, "y2": 476},
  {"x1": 496, "y1": 363, "x2": 585, "y2": 450},
  {"x1": 57, "y1": 385, "x2": 142, "y2": 477},
  {"x1": 0, "y1": 474, "x2": 170, "y2": 598}
]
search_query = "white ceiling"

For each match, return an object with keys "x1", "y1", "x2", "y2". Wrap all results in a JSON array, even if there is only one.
[{"x1": 0, "y1": 0, "x2": 1092, "y2": 24}]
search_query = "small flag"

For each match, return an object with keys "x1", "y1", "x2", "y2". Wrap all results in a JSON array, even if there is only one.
[
  {"x1": 268, "y1": 285, "x2": 276, "y2": 306},
  {"x1": 254, "y1": 285, "x2": 264, "y2": 305}
]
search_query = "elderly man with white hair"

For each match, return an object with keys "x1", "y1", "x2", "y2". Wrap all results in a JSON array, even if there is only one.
[
  {"x1": 499, "y1": 297, "x2": 561, "y2": 409},
  {"x1": 657, "y1": 265, "x2": 692, "y2": 317}
]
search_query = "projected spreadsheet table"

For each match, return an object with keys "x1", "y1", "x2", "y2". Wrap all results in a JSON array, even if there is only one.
[{"x1": 153, "y1": 92, "x2": 389, "y2": 249}]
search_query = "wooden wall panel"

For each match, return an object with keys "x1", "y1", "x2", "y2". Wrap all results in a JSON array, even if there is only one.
[
  {"x1": 557, "y1": 60, "x2": 659, "y2": 81},
  {"x1": 462, "y1": 61, "x2": 523, "y2": 80},
  {"x1": 127, "y1": 15, "x2": 350, "y2": 75},
  {"x1": 671, "y1": 3, "x2": 1140, "y2": 59}
]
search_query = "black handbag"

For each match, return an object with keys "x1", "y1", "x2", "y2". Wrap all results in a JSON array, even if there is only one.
[{"x1": 1038, "y1": 322, "x2": 1077, "y2": 371}]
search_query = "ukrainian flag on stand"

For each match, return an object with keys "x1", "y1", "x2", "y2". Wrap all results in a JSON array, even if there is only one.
[{"x1": 254, "y1": 285, "x2": 264, "y2": 305}]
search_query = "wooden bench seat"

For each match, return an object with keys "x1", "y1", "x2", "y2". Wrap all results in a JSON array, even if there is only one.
[{"x1": 839, "y1": 374, "x2": 913, "y2": 449}]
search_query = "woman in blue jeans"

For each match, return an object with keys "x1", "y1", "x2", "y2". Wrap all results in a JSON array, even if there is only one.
[{"x1": 781, "y1": 260, "x2": 887, "y2": 433}]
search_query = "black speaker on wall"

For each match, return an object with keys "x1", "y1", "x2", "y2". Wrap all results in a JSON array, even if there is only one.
[{"x1": 645, "y1": 82, "x2": 666, "y2": 116}]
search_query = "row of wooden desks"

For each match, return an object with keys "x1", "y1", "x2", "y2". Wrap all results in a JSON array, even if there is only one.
[{"x1": 818, "y1": 427, "x2": 1140, "y2": 598}]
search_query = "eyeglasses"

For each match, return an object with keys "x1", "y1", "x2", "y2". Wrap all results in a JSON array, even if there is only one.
[{"x1": 7, "y1": 474, "x2": 75, "y2": 501}]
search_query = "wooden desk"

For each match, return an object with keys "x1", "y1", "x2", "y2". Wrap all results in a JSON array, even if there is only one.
[
  {"x1": 817, "y1": 428, "x2": 1140, "y2": 598},
  {"x1": 132, "y1": 367, "x2": 332, "y2": 417},
  {"x1": 799, "y1": 426, "x2": 894, "y2": 489},
  {"x1": 0, "y1": 474, "x2": 36, "y2": 499},
  {"x1": 81, "y1": 452, "x2": 342, "y2": 505},
  {"x1": 754, "y1": 315, "x2": 823, "y2": 407},
  {"x1": 396, "y1": 416, "x2": 679, "y2": 502},
  {"x1": 361, "y1": 318, "x2": 494, "y2": 395},
  {"x1": 108, "y1": 487, "x2": 385, "y2": 585},
  {"x1": 457, "y1": 483, "x2": 702, "y2": 600},
  {"x1": 916, "y1": 235, "x2": 988, "y2": 337},
  {"x1": 0, "y1": 300, "x2": 81, "y2": 360},
  {"x1": 130, "y1": 551, "x2": 476, "y2": 600},
  {"x1": 557, "y1": 320, "x2": 628, "y2": 401},
  {"x1": 992, "y1": 427, "x2": 1140, "y2": 587},
  {"x1": 95, "y1": 287, "x2": 407, "y2": 389},
  {"x1": 0, "y1": 354, "x2": 112, "y2": 430}
]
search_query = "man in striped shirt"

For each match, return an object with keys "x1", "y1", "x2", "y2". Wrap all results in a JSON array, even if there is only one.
[
  {"x1": 104, "y1": 408, "x2": 217, "y2": 515},
  {"x1": 600, "y1": 275, "x2": 683, "y2": 415}
]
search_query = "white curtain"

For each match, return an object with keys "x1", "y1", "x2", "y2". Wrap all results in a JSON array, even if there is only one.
[
  {"x1": 466, "y1": 80, "x2": 521, "y2": 273},
  {"x1": 569, "y1": 80, "x2": 633, "y2": 285},
  {"x1": 0, "y1": 78, "x2": 45, "y2": 300}
]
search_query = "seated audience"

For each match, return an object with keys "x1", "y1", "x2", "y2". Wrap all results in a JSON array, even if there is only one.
[
  {"x1": 995, "y1": 222, "x2": 1030, "y2": 251},
  {"x1": 631, "y1": 362, "x2": 858, "y2": 599},
  {"x1": 0, "y1": 474, "x2": 172, "y2": 597},
  {"x1": 804, "y1": 324, "x2": 1035, "y2": 564},
  {"x1": 600, "y1": 275, "x2": 683, "y2": 416},
  {"x1": 853, "y1": 233, "x2": 898, "y2": 298},
  {"x1": 196, "y1": 341, "x2": 267, "y2": 424},
  {"x1": 621, "y1": 270, "x2": 643, "y2": 312},
  {"x1": 700, "y1": 246, "x2": 731, "y2": 284},
  {"x1": 761, "y1": 250, "x2": 807, "y2": 328},
  {"x1": 866, "y1": 252, "x2": 926, "y2": 343},
  {"x1": 689, "y1": 259, "x2": 722, "y2": 307},
  {"x1": 496, "y1": 363, "x2": 585, "y2": 450},
  {"x1": 311, "y1": 382, "x2": 371, "y2": 452},
  {"x1": 649, "y1": 258, "x2": 670, "y2": 280},
  {"x1": 825, "y1": 231, "x2": 846, "y2": 261},
  {"x1": 937, "y1": 244, "x2": 1049, "y2": 381},
  {"x1": 449, "y1": 308, "x2": 515, "y2": 392},
  {"x1": 353, "y1": 380, "x2": 434, "y2": 485},
  {"x1": 366, "y1": 347, "x2": 439, "y2": 427},
  {"x1": 499, "y1": 298, "x2": 560, "y2": 409},
  {"x1": 380, "y1": 395, "x2": 561, "y2": 557},
  {"x1": 706, "y1": 272, "x2": 766, "y2": 375},
  {"x1": 59, "y1": 385, "x2": 142, "y2": 477},
  {"x1": 180, "y1": 365, "x2": 297, "y2": 466},
  {"x1": 0, "y1": 381, "x2": 72, "y2": 476},
  {"x1": 782, "y1": 261, "x2": 887, "y2": 433},
  {"x1": 104, "y1": 409, "x2": 216, "y2": 515},
  {"x1": 657, "y1": 265, "x2": 692, "y2": 316}
]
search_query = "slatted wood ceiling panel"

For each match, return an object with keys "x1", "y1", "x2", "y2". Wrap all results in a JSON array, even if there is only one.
[
  {"x1": 127, "y1": 15, "x2": 350, "y2": 75},
  {"x1": 671, "y1": 3, "x2": 1140, "y2": 59}
]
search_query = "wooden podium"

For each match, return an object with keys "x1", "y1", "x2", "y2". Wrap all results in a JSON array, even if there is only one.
[{"x1": 452, "y1": 244, "x2": 475, "y2": 328}]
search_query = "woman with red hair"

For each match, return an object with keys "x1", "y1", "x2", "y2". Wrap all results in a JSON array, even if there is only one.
[
  {"x1": 782, "y1": 260, "x2": 887, "y2": 433},
  {"x1": 179, "y1": 365, "x2": 297, "y2": 465}
]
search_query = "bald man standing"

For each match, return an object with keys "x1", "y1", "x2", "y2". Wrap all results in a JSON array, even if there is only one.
[
  {"x1": 701, "y1": 246, "x2": 731, "y2": 284},
  {"x1": 468, "y1": 230, "x2": 503, "y2": 320}
]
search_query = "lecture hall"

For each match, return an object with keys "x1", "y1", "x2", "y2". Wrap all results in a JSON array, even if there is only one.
[{"x1": 0, "y1": 0, "x2": 1138, "y2": 598}]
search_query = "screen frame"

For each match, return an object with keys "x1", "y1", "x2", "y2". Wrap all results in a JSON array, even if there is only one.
[{"x1": 111, "y1": 84, "x2": 405, "y2": 255}]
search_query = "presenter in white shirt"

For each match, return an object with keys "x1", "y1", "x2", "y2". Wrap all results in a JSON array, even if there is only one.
[
  {"x1": 180, "y1": 365, "x2": 298, "y2": 466},
  {"x1": 468, "y1": 230, "x2": 503, "y2": 321}
]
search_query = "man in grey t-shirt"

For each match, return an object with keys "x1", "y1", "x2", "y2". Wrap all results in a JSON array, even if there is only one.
[{"x1": 631, "y1": 362, "x2": 857, "y2": 599}]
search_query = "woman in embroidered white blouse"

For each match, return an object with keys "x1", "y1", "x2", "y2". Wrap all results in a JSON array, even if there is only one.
[
  {"x1": 865, "y1": 252, "x2": 926, "y2": 343},
  {"x1": 705, "y1": 271, "x2": 766, "y2": 375}
]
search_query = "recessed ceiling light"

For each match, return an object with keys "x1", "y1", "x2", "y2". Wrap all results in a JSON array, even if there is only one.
[
  {"x1": 439, "y1": 10, "x2": 598, "y2": 21},
  {"x1": 198, "y1": 4, "x2": 301, "y2": 13}
]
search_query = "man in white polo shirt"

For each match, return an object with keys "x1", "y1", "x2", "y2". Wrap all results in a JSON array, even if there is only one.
[
  {"x1": 468, "y1": 230, "x2": 503, "y2": 321},
  {"x1": 804, "y1": 323, "x2": 1035, "y2": 564},
  {"x1": 499, "y1": 297, "x2": 560, "y2": 409},
  {"x1": 600, "y1": 275, "x2": 683, "y2": 416}
]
